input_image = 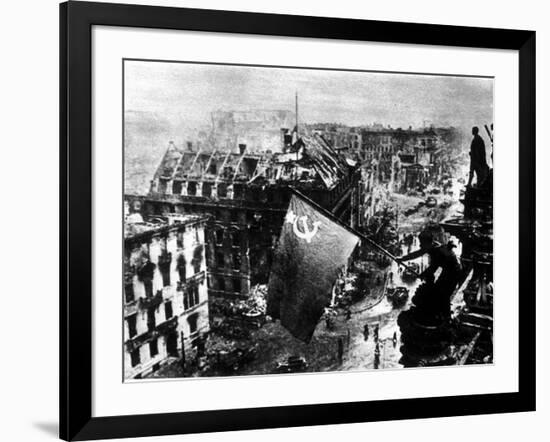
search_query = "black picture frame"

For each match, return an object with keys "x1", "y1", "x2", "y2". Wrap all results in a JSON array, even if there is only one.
[{"x1": 60, "y1": 1, "x2": 536, "y2": 440}]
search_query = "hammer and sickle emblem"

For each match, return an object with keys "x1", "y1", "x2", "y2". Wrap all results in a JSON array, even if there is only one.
[{"x1": 292, "y1": 216, "x2": 321, "y2": 243}]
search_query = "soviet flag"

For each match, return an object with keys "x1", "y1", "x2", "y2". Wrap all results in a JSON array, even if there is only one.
[{"x1": 267, "y1": 193, "x2": 360, "y2": 342}]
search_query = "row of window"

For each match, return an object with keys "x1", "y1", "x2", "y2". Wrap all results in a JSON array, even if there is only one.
[
  {"x1": 183, "y1": 284, "x2": 200, "y2": 310},
  {"x1": 169, "y1": 181, "x2": 286, "y2": 205},
  {"x1": 126, "y1": 300, "x2": 173, "y2": 339},
  {"x1": 129, "y1": 314, "x2": 199, "y2": 369},
  {"x1": 216, "y1": 276, "x2": 242, "y2": 294},
  {"x1": 124, "y1": 251, "x2": 203, "y2": 303},
  {"x1": 130, "y1": 339, "x2": 158, "y2": 367},
  {"x1": 215, "y1": 251, "x2": 242, "y2": 271},
  {"x1": 215, "y1": 229, "x2": 242, "y2": 247}
]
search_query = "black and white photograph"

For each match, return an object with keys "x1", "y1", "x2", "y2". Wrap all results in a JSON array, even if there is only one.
[
  {"x1": 123, "y1": 59, "x2": 494, "y2": 380},
  {"x1": 0, "y1": 0, "x2": 542, "y2": 440}
]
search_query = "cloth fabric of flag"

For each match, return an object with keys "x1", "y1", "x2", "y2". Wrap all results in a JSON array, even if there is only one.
[{"x1": 267, "y1": 194, "x2": 359, "y2": 342}]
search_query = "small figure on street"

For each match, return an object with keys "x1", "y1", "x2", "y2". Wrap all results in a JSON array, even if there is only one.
[
  {"x1": 392, "y1": 331, "x2": 397, "y2": 348},
  {"x1": 337, "y1": 337, "x2": 344, "y2": 364},
  {"x1": 324, "y1": 307, "x2": 335, "y2": 330},
  {"x1": 467, "y1": 126, "x2": 489, "y2": 188},
  {"x1": 374, "y1": 342, "x2": 380, "y2": 369},
  {"x1": 346, "y1": 308, "x2": 352, "y2": 321},
  {"x1": 363, "y1": 323, "x2": 369, "y2": 341}
]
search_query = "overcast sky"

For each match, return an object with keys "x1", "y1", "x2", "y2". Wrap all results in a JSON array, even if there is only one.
[{"x1": 124, "y1": 60, "x2": 493, "y2": 132}]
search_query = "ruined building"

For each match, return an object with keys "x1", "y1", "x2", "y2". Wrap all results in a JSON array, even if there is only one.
[
  {"x1": 210, "y1": 109, "x2": 296, "y2": 153},
  {"x1": 127, "y1": 132, "x2": 362, "y2": 320},
  {"x1": 309, "y1": 124, "x2": 454, "y2": 193},
  {"x1": 123, "y1": 211, "x2": 210, "y2": 379}
]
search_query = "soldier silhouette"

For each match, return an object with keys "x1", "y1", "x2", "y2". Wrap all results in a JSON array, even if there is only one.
[
  {"x1": 467, "y1": 126, "x2": 489, "y2": 188},
  {"x1": 398, "y1": 228, "x2": 462, "y2": 321}
]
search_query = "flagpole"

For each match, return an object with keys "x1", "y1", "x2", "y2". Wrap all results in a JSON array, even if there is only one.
[{"x1": 290, "y1": 188, "x2": 421, "y2": 278}]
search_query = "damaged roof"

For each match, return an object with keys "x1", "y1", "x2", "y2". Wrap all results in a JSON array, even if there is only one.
[{"x1": 152, "y1": 133, "x2": 353, "y2": 191}]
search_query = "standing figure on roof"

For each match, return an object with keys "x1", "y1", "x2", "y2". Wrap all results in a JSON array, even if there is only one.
[
  {"x1": 398, "y1": 226, "x2": 462, "y2": 322},
  {"x1": 467, "y1": 126, "x2": 489, "y2": 188}
]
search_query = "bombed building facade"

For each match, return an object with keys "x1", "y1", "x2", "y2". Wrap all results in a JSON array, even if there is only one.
[
  {"x1": 309, "y1": 123, "x2": 463, "y2": 193},
  {"x1": 123, "y1": 211, "x2": 210, "y2": 379},
  {"x1": 209, "y1": 109, "x2": 296, "y2": 153},
  {"x1": 126, "y1": 132, "x2": 362, "y2": 323}
]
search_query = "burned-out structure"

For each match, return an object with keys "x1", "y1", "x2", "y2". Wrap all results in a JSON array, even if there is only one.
[
  {"x1": 308, "y1": 124, "x2": 462, "y2": 194},
  {"x1": 133, "y1": 132, "x2": 362, "y2": 322},
  {"x1": 123, "y1": 211, "x2": 210, "y2": 379}
]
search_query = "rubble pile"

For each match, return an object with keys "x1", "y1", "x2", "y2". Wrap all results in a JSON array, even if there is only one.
[
  {"x1": 204, "y1": 335, "x2": 258, "y2": 374},
  {"x1": 234, "y1": 284, "x2": 267, "y2": 317}
]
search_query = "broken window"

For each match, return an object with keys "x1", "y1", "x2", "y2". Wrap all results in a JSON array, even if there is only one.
[
  {"x1": 231, "y1": 230, "x2": 241, "y2": 247},
  {"x1": 165, "y1": 300, "x2": 173, "y2": 319},
  {"x1": 217, "y1": 183, "x2": 227, "y2": 198},
  {"x1": 124, "y1": 274, "x2": 134, "y2": 303},
  {"x1": 188, "y1": 313, "x2": 198, "y2": 334},
  {"x1": 147, "y1": 308, "x2": 156, "y2": 331},
  {"x1": 158, "y1": 179, "x2": 167, "y2": 194},
  {"x1": 137, "y1": 260, "x2": 156, "y2": 298},
  {"x1": 127, "y1": 314, "x2": 137, "y2": 338},
  {"x1": 183, "y1": 285, "x2": 199, "y2": 310},
  {"x1": 130, "y1": 349, "x2": 140, "y2": 367},
  {"x1": 216, "y1": 251, "x2": 225, "y2": 269},
  {"x1": 233, "y1": 253, "x2": 241, "y2": 271},
  {"x1": 177, "y1": 254, "x2": 186, "y2": 283},
  {"x1": 172, "y1": 180, "x2": 182, "y2": 195},
  {"x1": 187, "y1": 181, "x2": 197, "y2": 196},
  {"x1": 143, "y1": 279, "x2": 153, "y2": 298},
  {"x1": 192, "y1": 245, "x2": 203, "y2": 274},
  {"x1": 193, "y1": 285, "x2": 200, "y2": 305},
  {"x1": 202, "y1": 182, "x2": 212, "y2": 198},
  {"x1": 149, "y1": 339, "x2": 158, "y2": 357},
  {"x1": 158, "y1": 254, "x2": 171, "y2": 287},
  {"x1": 233, "y1": 184, "x2": 244, "y2": 199},
  {"x1": 218, "y1": 277, "x2": 225, "y2": 292},
  {"x1": 233, "y1": 278, "x2": 241, "y2": 294},
  {"x1": 215, "y1": 229, "x2": 224, "y2": 245}
]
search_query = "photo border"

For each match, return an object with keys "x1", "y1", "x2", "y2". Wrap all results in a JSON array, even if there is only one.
[{"x1": 60, "y1": 1, "x2": 535, "y2": 440}]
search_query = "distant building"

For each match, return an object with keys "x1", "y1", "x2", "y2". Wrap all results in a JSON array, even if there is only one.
[
  {"x1": 124, "y1": 213, "x2": 209, "y2": 379},
  {"x1": 307, "y1": 124, "x2": 362, "y2": 152},
  {"x1": 210, "y1": 109, "x2": 296, "y2": 153}
]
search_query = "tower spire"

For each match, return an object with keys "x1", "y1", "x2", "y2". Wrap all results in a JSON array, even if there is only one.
[{"x1": 295, "y1": 91, "x2": 299, "y2": 135}]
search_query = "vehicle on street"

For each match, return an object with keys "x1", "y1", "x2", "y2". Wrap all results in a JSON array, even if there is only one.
[
  {"x1": 274, "y1": 356, "x2": 308, "y2": 373},
  {"x1": 386, "y1": 286, "x2": 409, "y2": 308},
  {"x1": 425, "y1": 196, "x2": 437, "y2": 207}
]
